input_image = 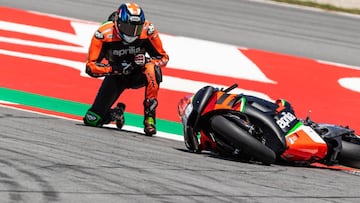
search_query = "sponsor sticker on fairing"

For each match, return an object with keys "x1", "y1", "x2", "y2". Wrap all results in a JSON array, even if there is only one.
[{"x1": 276, "y1": 111, "x2": 297, "y2": 129}]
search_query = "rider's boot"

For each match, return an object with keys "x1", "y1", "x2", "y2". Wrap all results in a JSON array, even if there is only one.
[
  {"x1": 110, "y1": 102, "x2": 126, "y2": 129},
  {"x1": 143, "y1": 98, "x2": 158, "y2": 136}
]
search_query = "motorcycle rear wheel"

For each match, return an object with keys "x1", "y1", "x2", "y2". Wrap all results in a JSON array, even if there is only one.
[
  {"x1": 210, "y1": 115, "x2": 276, "y2": 165},
  {"x1": 338, "y1": 141, "x2": 360, "y2": 169}
]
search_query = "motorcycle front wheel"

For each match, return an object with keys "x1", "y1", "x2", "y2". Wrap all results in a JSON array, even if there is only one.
[{"x1": 210, "y1": 115, "x2": 276, "y2": 165}]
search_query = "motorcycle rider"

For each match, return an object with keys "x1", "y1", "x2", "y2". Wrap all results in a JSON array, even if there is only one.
[{"x1": 83, "y1": 2, "x2": 169, "y2": 136}]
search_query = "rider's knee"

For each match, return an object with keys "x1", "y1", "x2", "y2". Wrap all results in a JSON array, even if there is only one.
[{"x1": 83, "y1": 110, "x2": 103, "y2": 127}]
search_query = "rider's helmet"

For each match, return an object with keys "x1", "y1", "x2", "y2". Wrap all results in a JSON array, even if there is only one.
[{"x1": 114, "y1": 2, "x2": 145, "y2": 43}]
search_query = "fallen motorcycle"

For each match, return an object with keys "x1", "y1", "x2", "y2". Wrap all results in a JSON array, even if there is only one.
[{"x1": 177, "y1": 83, "x2": 360, "y2": 168}]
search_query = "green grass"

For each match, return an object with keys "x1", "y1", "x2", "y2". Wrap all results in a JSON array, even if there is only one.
[{"x1": 272, "y1": 0, "x2": 360, "y2": 15}]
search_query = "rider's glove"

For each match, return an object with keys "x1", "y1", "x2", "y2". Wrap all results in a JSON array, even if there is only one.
[{"x1": 86, "y1": 63, "x2": 111, "y2": 77}]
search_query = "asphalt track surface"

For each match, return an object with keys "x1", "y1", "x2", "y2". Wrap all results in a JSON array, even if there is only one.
[{"x1": 0, "y1": 0, "x2": 360, "y2": 202}]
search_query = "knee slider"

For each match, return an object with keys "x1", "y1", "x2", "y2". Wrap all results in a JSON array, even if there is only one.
[{"x1": 83, "y1": 110, "x2": 103, "y2": 127}]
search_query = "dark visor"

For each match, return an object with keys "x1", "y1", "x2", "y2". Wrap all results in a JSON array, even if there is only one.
[{"x1": 117, "y1": 21, "x2": 143, "y2": 37}]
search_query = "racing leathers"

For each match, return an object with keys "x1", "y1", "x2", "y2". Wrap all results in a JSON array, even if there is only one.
[{"x1": 83, "y1": 20, "x2": 169, "y2": 136}]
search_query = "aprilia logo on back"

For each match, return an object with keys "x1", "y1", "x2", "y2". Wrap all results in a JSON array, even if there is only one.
[
  {"x1": 276, "y1": 112, "x2": 296, "y2": 129},
  {"x1": 113, "y1": 46, "x2": 141, "y2": 56}
]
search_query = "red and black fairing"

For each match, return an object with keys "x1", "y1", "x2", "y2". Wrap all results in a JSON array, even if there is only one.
[
  {"x1": 179, "y1": 84, "x2": 360, "y2": 168},
  {"x1": 190, "y1": 87, "x2": 291, "y2": 155}
]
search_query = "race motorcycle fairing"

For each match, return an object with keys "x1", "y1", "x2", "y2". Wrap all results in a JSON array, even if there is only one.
[{"x1": 178, "y1": 84, "x2": 360, "y2": 168}]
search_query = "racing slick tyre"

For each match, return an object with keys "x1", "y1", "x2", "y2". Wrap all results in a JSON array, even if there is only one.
[
  {"x1": 210, "y1": 115, "x2": 276, "y2": 165},
  {"x1": 338, "y1": 141, "x2": 360, "y2": 169}
]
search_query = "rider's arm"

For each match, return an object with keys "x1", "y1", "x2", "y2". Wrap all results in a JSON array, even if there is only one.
[
  {"x1": 85, "y1": 24, "x2": 114, "y2": 77},
  {"x1": 142, "y1": 22, "x2": 169, "y2": 67}
]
